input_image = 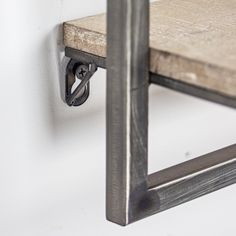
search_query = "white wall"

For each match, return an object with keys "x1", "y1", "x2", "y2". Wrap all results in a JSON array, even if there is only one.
[{"x1": 1, "y1": 1, "x2": 236, "y2": 235}]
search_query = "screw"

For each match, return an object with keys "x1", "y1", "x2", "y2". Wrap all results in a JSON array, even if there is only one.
[{"x1": 76, "y1": 65, "x2": 89, "y2": 79}]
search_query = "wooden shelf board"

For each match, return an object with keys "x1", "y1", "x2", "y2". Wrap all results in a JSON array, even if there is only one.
[{"x1": 64, "y1": 0, "x2": 236, "y2": 98}]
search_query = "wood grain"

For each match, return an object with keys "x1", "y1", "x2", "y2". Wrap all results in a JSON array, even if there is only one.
[{"x1": 64, "y1": 0, "x2": 236, "y2": 97}]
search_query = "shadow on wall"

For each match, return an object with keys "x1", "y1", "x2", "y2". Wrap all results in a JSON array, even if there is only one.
[{"x1": 38, "y1": 24, "x2": 106, "y2": 143}]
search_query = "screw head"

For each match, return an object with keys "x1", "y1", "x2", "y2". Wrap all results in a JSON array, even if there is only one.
[{"x1": 76, "y1": 65, "x2": 89, "y2": 79}]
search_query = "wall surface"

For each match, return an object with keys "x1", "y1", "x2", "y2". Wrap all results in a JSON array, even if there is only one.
[{"x1": 1, "y1": 1, "x2": 236, "y2": 235}]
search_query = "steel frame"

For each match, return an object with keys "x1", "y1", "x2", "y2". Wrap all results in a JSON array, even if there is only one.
[
  {"x1": 64, "y1": 0, "x2": 236, "y2": 226},
  {"x1": 106, "y1": 0, "x2": 236, "y2": 226},
  {"x1": 65, "y1": 48, "x2": 236, "y2": 226}
]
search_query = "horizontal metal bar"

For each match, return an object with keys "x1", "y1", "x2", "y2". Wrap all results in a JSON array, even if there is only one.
[
  {"x1": 145, "y1": 144, "x2": 236, "y2": 216},
  {"x1": 148, "y1": 144, "x2": 236, "y2": 188},
  {"x1": 150, "y1": 73, "x2": 236, "y2": 109},
  {"x1": 125, "y1": 144, "x2": 236, "y2": 223},
  {"x1": 65, "y1": 47, "x2": 106, "y2": 69},
  {"x1": 65, "y1": 47, "x2": 236, "y2": 109}
]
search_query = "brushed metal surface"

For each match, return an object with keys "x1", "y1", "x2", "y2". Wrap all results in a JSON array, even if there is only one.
[
  {"x1": 105, "y1": 0, "x2": 236, "y2": 226},
  {"x1": 65, "y1": 0, "x2": 236, "y2": 226},
  {"x1": 65, "y1": 46, "x2": 236, "y2": 225},
  {"x1": 106, "y1": 0, "x2": 149, "y2": 225},
  {"x1": 148, "y1": 144, "x2": 236, "y2": 188}
]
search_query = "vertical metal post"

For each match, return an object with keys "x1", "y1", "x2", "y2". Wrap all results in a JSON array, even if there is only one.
[{"x1": 106, "y1": 0, "x2": 150, "y2": 225}]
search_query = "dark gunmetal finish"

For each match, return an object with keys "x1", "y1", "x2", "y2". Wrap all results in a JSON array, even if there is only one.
[
  {"x1": 150, "y1": 73, "x2": 236, "y2": 109},
  {"x1": 65, "y1": 47, "x2": 106, "y2": 69},
  {"x1": 65, "y1": 59, "x2": 97, "y2": 106},
  {"x1": 64, "y1": 51, "x2": 236, "y2": 225},
  {"x1": 64, "y1": 46, "x2": 236, "y2": 225},
  {"x1": 64, "y1": 0, "x2": 236, "y2": 226},
  {"x1": 147, "y1": 144, "x2": 236, "y2": 215},
  {"x1": 105, "y1": 0, "x2": 236, "y2": 226},
  {"x1": 106, "y1": 0, "x2": 150, "y2": 225}
]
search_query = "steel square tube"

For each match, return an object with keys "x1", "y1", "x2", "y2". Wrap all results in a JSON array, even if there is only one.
[
  {"x1": 105, "y1": 0, "x2": 236, "y2": 226},
  {"x1": 106, "y1": 0, "x2": 150, "y2": 226}
]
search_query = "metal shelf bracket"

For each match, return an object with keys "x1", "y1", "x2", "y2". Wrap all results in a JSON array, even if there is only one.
[{"x1": 65, "y1": 59, "x2": 97, "y2": 106}]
